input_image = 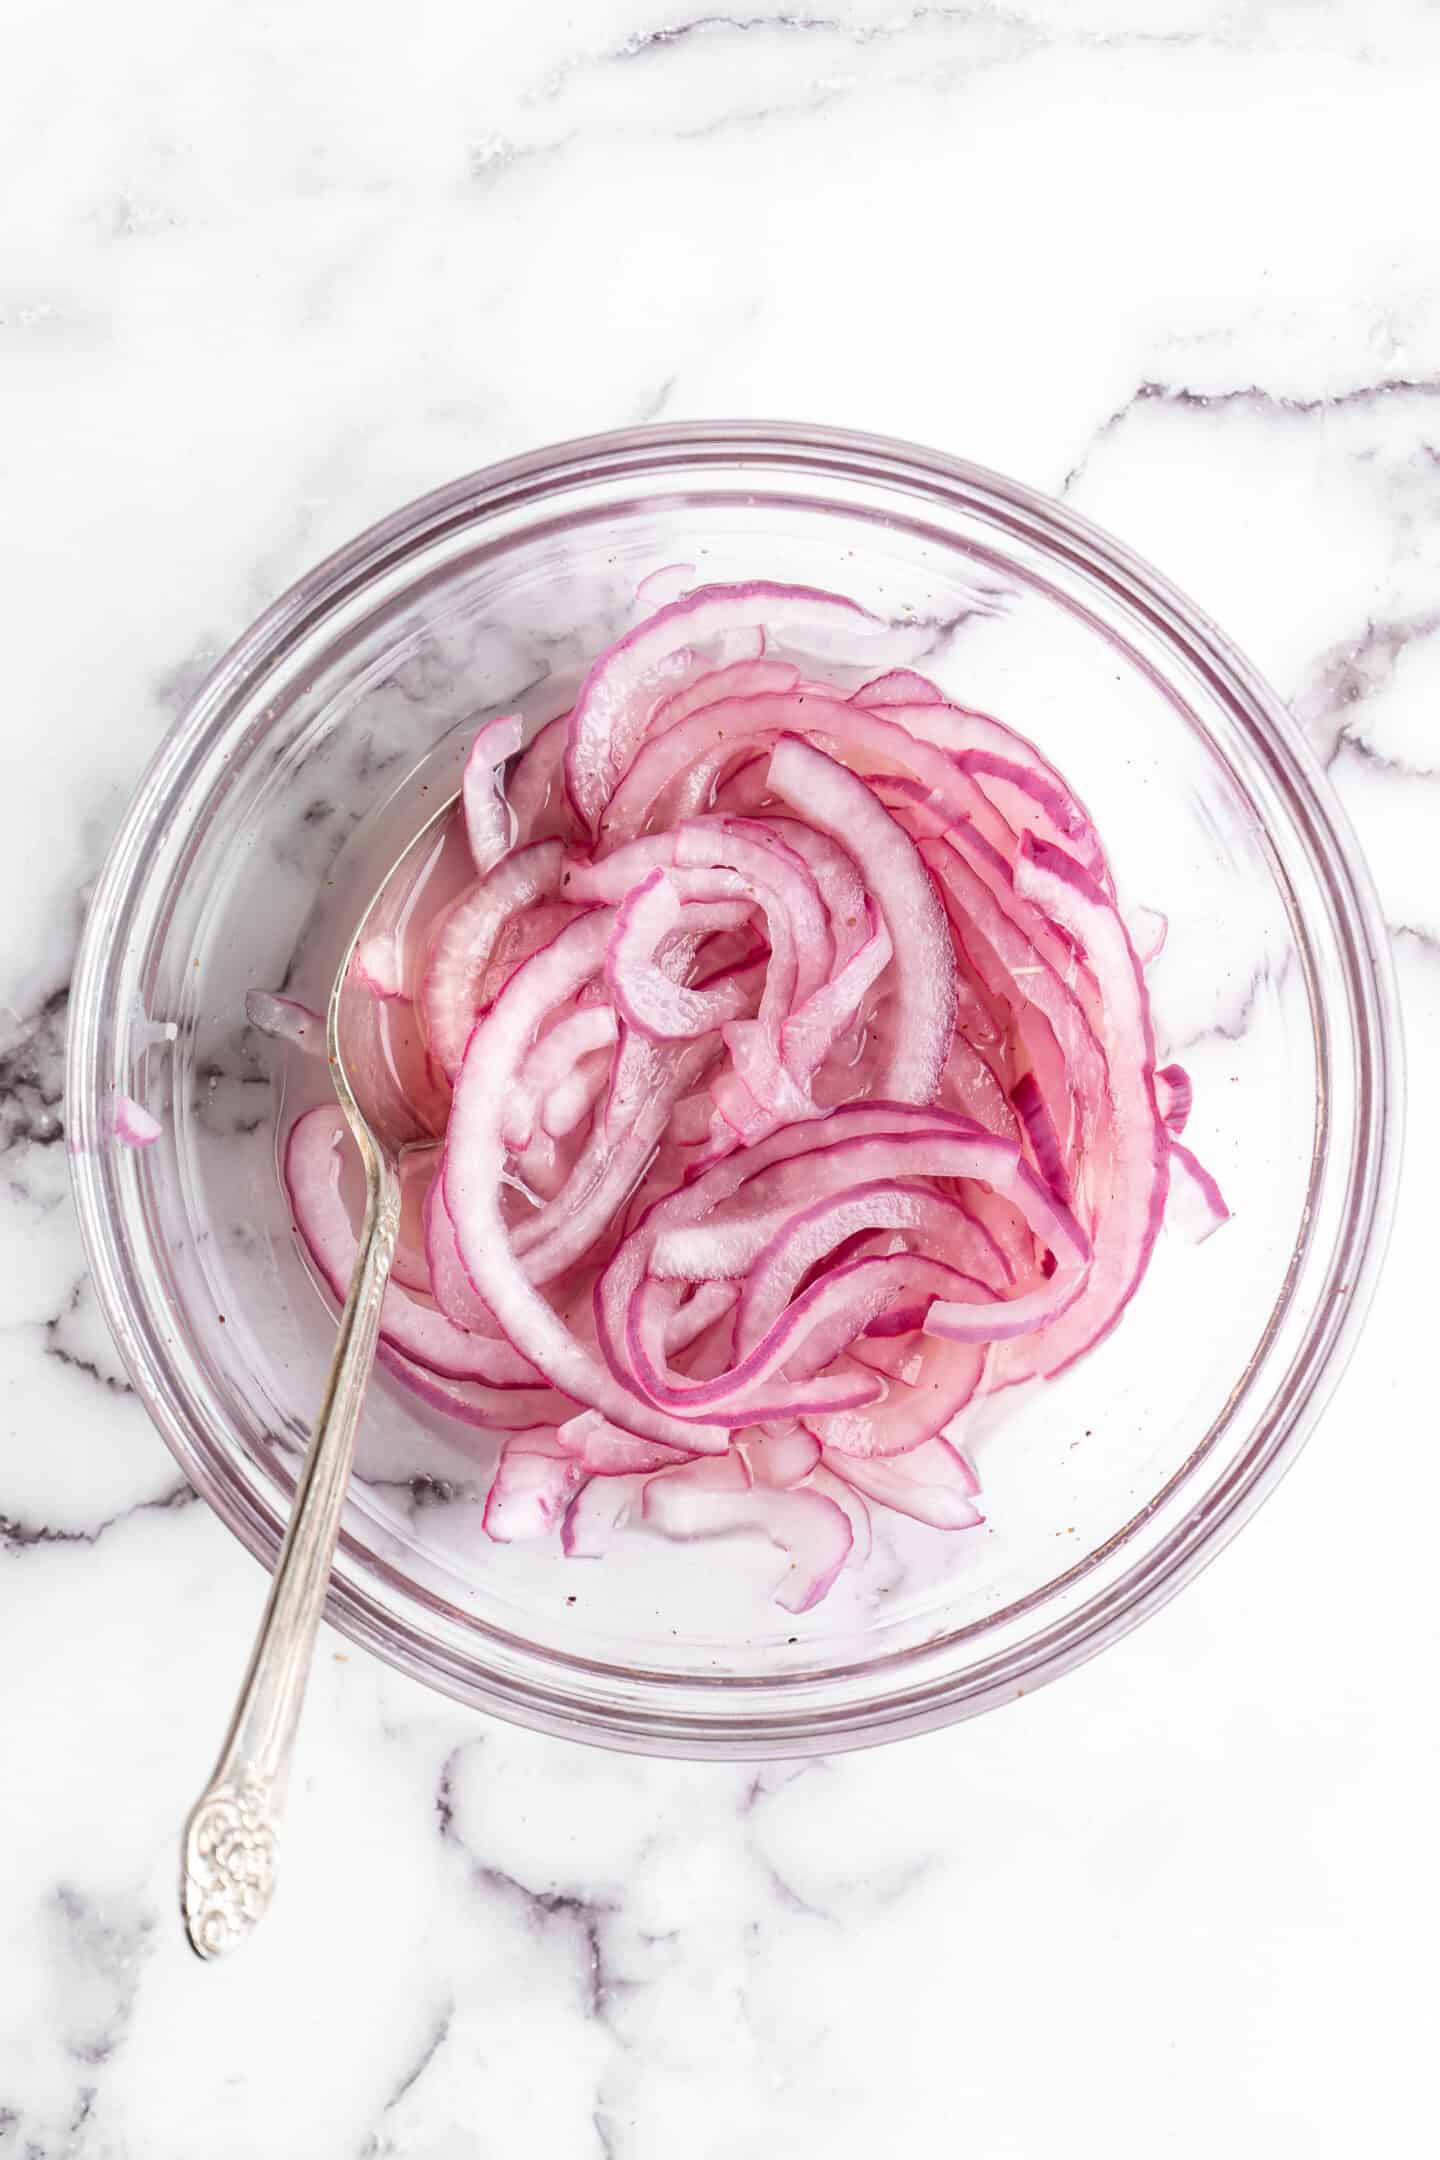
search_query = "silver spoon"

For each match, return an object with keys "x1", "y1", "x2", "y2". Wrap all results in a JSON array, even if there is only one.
[{"x1": 180, "y1": 794, "x2": 457, "y2": 1959}]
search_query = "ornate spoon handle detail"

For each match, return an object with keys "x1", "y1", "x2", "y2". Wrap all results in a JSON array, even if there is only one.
[{"x1": 181, "y1": 1138, "x2": 399, "y2": 1959}]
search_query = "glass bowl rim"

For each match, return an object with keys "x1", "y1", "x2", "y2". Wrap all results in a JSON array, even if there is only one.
[{"x1": 65, "y1": 419, "x2": 1404, "y2": 1756}]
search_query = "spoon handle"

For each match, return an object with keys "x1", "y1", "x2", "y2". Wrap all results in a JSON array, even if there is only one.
[{"x1": 180, "y1": 1138, "x2": 400, "y2": 1959}]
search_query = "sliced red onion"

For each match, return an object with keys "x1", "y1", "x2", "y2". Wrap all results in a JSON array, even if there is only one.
[
  {"x1": 424, "y1": 1173, "x2": 501, "y2": 1332},
  {"x1": 997, "y1": 837, "x2": 1169, "y2": 1384},
  {"x1": 746, "y1": 1422, "x2": 822, "y2": 1488},
  {"x1": 624, "y1": 1270, "x2": 887, "y2": 1419},
  {"x1": 1010, "y1": 1070, "x2": 1071, "y2": 1204},
  {"x1": 506, "y1": 714, "x2": 572, "y2": 848},
  {"x1": 768, "y1": 736, "x2": 955, "y2": 1102},
  {"x1": 851, "y1": 667, "x2": 945, "y2": 708},
  {"x1": 421, "y1": 839, "x2": 568, "y2": 1080},
  {"x1": 1156, "y1": 1062, "x2": 1194, "y2": 1135},
  {"x1": 649, "y1": 656, "x2": 800, "y2": 732},
  {"x1": 459, "y1": 715, "x2": 523, "y2": 878},
  {"x1": 663, "y1": 1278, "x2": 739, "y2": 1351},
  {"x1": 353, "y1": 933, "x2": 405, "y2": 1001},
  {"x1": 379, "y1": 1346, "x2": 574, "y2": 1431},
  {"x1": 733, "y1": 1187, "x2": 1003, "y2": 1358},
  {"x1": 1127, "y1": 903, "x2": 1169, "y2": 967},
  {"x1": 286, "y1": 1105, "x2": 542, "y2": 1386},
  {"x1": 555, "y1": 1411, "x2": 690, "y2": 1476},
  {"x1": 647, "y1": 1126, "x2": 1087, "y2": 1286},
  {"x1": 269, "y1": 579, "x2": 1224, "y2": 1611},
  {"x1": 641, "y1": 1454, "x2": 853, "y2": 1614},
  {"x1": 605, "y1": 870, "x2": 757, "y2": 1041},
  {"x1": 245, "y1": 989, "x2": 324, "y2": 1054},
  {"x1": 862, "y1": 690, "x2": 1108, "y2": 884},
  {"x1": 566, "y1": 580, "x2": 883, "y2": 832},
  {"x1": 807, "y1": 1329, "x2": 987, "y2": 1460},
  {"x1": 1165, "y1": 1140, "x2": 1231, "y2": 1242},
  {"x1": 444, "y1": 911, "x2": 730, "y2": 1452},
  {"x1": 675, "y1": 818, "x2": 831, "y2": 999},
  {"x1": 804, "y1": 1464, "x2": 873, "y2": 1565},
  {"x1": 540, "y1": 1051, "x2": 613, "y2": 1141},
  {"x1": 109, "y1": 1092, "x2": 161, "y2": 1146},
  {"x1": 595, "y1": 1101, "x2": 1041, "y2": 1373},
  {"x1": 511, "y1": 1030, "x2": 719, "y2": 1283},
  {"x1": 634, "y1": 562, "x2": 697, "y2": 610},
  {"x1": 501, "y1": 1006, "x2": 620, "y2": 1152},
  {"x1": 483, "y1": 1428, "x2": 585, "y2": 1541},
  {"x1": 940, "y1": 1033, "x2": 1018, "y2": 1140},
  {"x1": 561, "y1": 1471, "x2": 645, "y2": 1557},
  {"x1": 822, "y1": 1436, "x2": 983, "y2": 1530}
]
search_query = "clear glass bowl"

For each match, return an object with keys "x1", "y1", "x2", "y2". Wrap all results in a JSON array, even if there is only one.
[{"x1": 66, "y1": 423, "x2": 1400, "y2": 1757}]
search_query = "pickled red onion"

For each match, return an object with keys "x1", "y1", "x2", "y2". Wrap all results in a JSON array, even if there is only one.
[{"x1": 268, "y1": 577, "x2": 1226, "y2": 1612}]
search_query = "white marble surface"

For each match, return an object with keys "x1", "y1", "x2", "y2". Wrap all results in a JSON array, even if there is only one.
[{"x1": 2, "y1": 1, "x2": 1437, "y2": 2152}]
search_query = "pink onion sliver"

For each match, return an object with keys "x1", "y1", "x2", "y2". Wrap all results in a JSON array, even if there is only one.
[
  {"x1": 924, "y1": 1273, "x2": 1084, "y2": 1345},
  {"x1": 641, "y1": 1457, "x2": 853, "y2": 1615},
  {"x1": 634, "y1": 562, "x2": 697, "y2": 610},
  {"x1": 822, "y1": 1436, "x2": 984, "y2": 1530},
  {"x1": 501, "y1": 1006, "x2": 621, "y2": 1151},
  {"x1": 555, "y1": 1411, "x2": 691, "y2": 1476},
  {"x1": 1165, "y1": 1139, "x2": 1231, "y2": 1242},
  {"x1": 998, "y1": 837, "x2": 1169, "y2": 1384},
  {"x1": 649, "y1": 1127, "x2": 1088, "y2": 1286},
  {"x1": 423, "y1": 1172, "x2": 498, "y2": 1330},
  {"x1": 807, "y1": 1330, "x2": 986, "y2": 1459},
  {"x1": 781, "y1": 914, "x2": 893, "y2": 1083},
  {"x1": 462, "y1": 713, "x2": 523, "y2": 875},
  {"x1": 379, "y1": 1347, "x2": 576, "y2": 1430},
  {"x1": 594, "y1": 1101, "x2": 1040, "y2": 1380},
  {"x1": 757, "y1": 816, "x2": 870, "y2": 964},
  {"x1": 353, "y1": 933, "x2": 405, "y2": 1001},
  {"x1": 540, "y1": 1053, "x2": 613, "y2": 1140},
  {"x1": 483, "y1": 1429, "x2": 585, "y2": 1541},
  {"x1": 246, "y1": 990, "x2": 324, "y2": 1053},
  {"x1": 747, "y1": 1423, "x2": 822, "y2": 1488},
  {"x1": 421, "y1": 839, "x2": 568, "y2": 1080},
  {"x1": 649, "y1": 656, "x2": 800, "y2": 731},
  {"x1": 674, "y1": 817, "x2": 831, "y2": 1001},
  {"x1": 803, "y1": 1464, "x2": 872, "y2": 1563},
  {"x1": 733, "y1": 1185, "x2": 1005, "y2": 1360},
  {"x1": 444, "y1": 911, "x2": 730, "y2": 1452},
  {"x1": 512, "y1": 1032, "x2": 717, "y2": 1282},
  {"x1": 506, "y1": 714, "x2": 572, "y2": 848},
  {"x1": 661, "y1": 1278, "x2": 740, "y2": 1353},
  {"x1": 1156, "y1": 1062, "x2": 1193, "y2": 1135},
  {"x1": 559, "y1": 833, "x2": 675, "y2": 903},
  {"x1": 605, "y1": 870, "x2": 757, "y2": 1041},
  {"x1": 1010, "y1": 1070, "x2": 1071, "y2": 1204},
  {"x1": 922, "y1": 832, "x2": 1105, "y2": 1168},
  {"x1": 768, "y1": 735, "x2": 954, "y2": 1104},
  {"x1": 1127, "y1": 903, "x2": 1170, "y2": 967},
  {"x1": 851, "y1": 668, "x2": 946, "y2": 707},
  {"x1": 561, "y1": 1472, "x2": 646, "y2": 1558},
  {"x1": 873, "y1": 695, "x2": 1107, "y2": 882},
  {"x1": 940, "y1": 1033, "x2": 1018, "y2": 1141},
  {"x1": 110, "y1": 1092, "x2": 161, "y2": 1146},
  {"x1": 286, "y1": 1105, "x2": 541, "y2": 1386},
  {"x1": 623, "y1": 1275, "x2": 887, "y2": 1419},
  {"x1": 566, "y1": 580, "x2": 882, "y2": 831}
]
